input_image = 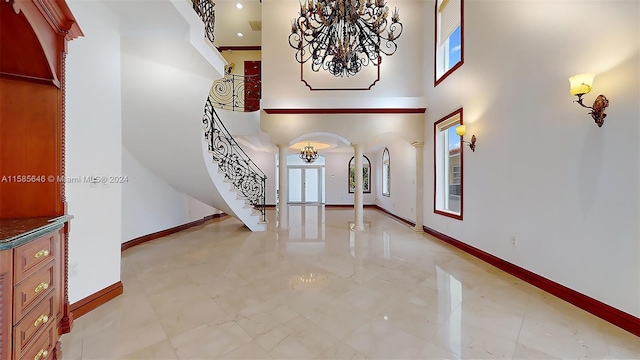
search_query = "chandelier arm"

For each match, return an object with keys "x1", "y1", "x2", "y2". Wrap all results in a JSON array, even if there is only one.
[
  {"x1": 353, "y1": 19, "x2": 381, "y2": 61},
  {"x1": 289, "y1": 0, "x2": 402, "y2": 77},
  {"x1": 355, "y1": 14, "x2": 401, "y2": 57},
  {"x1": 313, "y1": 23, "x2": 337, "y2": 72}
]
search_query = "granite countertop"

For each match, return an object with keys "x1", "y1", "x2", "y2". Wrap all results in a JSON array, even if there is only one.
[{"x1": 0, "y1": 215, "x2": 73, "y2": 250}]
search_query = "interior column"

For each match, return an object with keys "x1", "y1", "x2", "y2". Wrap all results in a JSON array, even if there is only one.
[
  {"x1": 276, "y1": 144, "x2": 289, "y2": 230},
  {"x1": 352, "y1": 143, "x2": 364, "y2": 231},
  {"x1": 412, "y1": 142, "x2": 424, "y2": 232}
]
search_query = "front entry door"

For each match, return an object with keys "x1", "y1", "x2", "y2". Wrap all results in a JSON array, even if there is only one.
[{"x1": 288, "y1": 166, "x2": 322, "y2": 204}]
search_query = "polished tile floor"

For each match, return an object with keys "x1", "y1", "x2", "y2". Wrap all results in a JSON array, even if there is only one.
[{"x1": 62, "y1": 206, "x2": 639, "y2": 359}]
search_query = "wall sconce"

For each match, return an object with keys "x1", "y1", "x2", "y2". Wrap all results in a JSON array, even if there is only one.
[
  {"x1": 569, "y1": 73, "x2": 609, "y2": 127},
  {"x1": 455, "y1": 125, "x2": 476, "y2": 152}
]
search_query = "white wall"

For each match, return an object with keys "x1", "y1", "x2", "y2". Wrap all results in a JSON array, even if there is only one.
[
  {"x1": 421, "y1": 0, "x2": 639, "y2": 316},
  {"x1": 373, "y1": 138, "x2": 417, "y2": 222},
  {"x1": 324, "y1": 152, "x2": 376, "y2": 205},
  {"x1": 65, "y1": 1, "x2": 123, "y2": 303},
  {"x1": 261, "y1": 0, "x2": 426, "y2": 109},
  {"x1": 220, "y1": 50, "x2": 262, "y2": 76},
  {"x1": 121, "y1": 147, "x2": 218, "y2": 243},
  {"x1": 237, "y1": 146, "x2": 379, "y2": 206},
  {"x1": 261, "y1": 113, "x2": 424, "y2": 147}
]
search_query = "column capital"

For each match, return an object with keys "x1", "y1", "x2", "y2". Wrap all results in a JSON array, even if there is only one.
[
  {"x1": 411, "y1": 142, "x2": 424, "y2": 148},
  {"x1": 276, "y1": 143, "x2": 290, "y2": 149},
  {"x1": 350, "y1": 143, "x2": 363, "y2": 150}
]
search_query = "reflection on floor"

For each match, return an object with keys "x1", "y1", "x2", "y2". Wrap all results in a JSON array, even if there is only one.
[{"x1": 61, "y1": 207, "x2": 639, "y2": 359}]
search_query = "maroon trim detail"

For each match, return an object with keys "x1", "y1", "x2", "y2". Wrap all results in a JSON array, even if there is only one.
[
  {"x1": 263, "y1": 108, "x2": 426, "y2": 115},
  {"x1": 321, "y1": 204, "x2": 378, "y2": 208},
  {"x1": 372, "y1": 205, "x2": 416, "y2": 228},
  {"x1": 120, "y1": 214, "x2": 227, "y2": 252},
  {"x1": 422, "y1": 225, "x2": 640, "y2": 337},
  {"x1": 217, "y1": 46, "x2": 261, "y2": 52},
  {"x1": 434, "y1": 0, "x2": 464, "y2": 87},
  {"x1": 367, "y1": 205, "x2": 640, "y2": 336},
  {"x1": 300, "y1": 57, "x2": 381, "y2": 91},
  {"x1": 433, "y1": 108, "x2": 463, "y2": 221},
  {"x1": 69, "y1": 281, "x2": 123, "y2": 319}
]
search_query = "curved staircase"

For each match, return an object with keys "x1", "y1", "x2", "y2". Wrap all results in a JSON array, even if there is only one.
[{"x1": 116, "y1": 0, "x2": 267, "y2": 231}]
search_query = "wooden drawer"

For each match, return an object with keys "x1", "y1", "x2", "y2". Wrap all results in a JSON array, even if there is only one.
[
  {"x1": 13, "y1": 263, "x2": 54, "y2": 323},
  {"x1": 15, "y1": 322, "x2": 54, "y2": 360},
  {"x1": 13, "y1": 234, "x2": 56, "y2": 284},
  {"x1": 13, "y1": 292, "x2": 54, "y2": 354}
]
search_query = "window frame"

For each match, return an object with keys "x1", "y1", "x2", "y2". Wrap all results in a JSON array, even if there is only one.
[
  {"x1": 434, "y1": 0, "x2": 464, "y2": 87},
  {"x1": 433, "y1": 108, "x2": 464, "y2": 220},
  {"x1": 382, "y1": 148, "x2": 390, "y2": 197},
  {"x1": 348, "y1": 155, "x2": 371, "y2": 194}
]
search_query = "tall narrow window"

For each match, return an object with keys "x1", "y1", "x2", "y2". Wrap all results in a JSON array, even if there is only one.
[
  {"x1": 435, "y1": 0, "x2": 463, "y2": 86},
  {"x1": 382, "y1": 148, "x2": 390, "y2": 196},
  {"x1": 434, "y1": 108, "x2": 463, "y2": 220},
  {"x1": 349, "y1": 155, "x2": 371, "y2": 193}
]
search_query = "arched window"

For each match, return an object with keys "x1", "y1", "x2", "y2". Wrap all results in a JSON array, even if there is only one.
[
  {"x1": 382, "y1": 148, "x2": 390, "y2": 196},
  {"x1": 348, "y1": 155, "x2": 371, "y2": 193}
]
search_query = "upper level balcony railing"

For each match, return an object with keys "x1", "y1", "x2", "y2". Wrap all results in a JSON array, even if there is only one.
[
  {"x1": 209, "y1": 73, "x2": 261, "y2": 112},
  {"x1": 191, "y1": 0, "x2": 215, "y2": 44}
]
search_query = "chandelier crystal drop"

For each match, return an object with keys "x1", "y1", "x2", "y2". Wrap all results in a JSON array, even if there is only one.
[
  {"x1": 300, "y1": 143, "x2": 319, "y2": 163},
  {"x1": 289, "y1": 0, "x2": 403, "y2": 77}
]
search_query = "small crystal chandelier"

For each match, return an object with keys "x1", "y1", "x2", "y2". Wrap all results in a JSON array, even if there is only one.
[
  {"x1": 300, "y1": 143, "x2": 319, "y2": 163},
  {"x1": 289, "y1": 0, "x2": 403, "y2": 77}
]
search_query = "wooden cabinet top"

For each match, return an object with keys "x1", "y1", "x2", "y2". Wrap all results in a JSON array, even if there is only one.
[{"x1": 0, "y1": 215, "x2": 72, "y2": 250}]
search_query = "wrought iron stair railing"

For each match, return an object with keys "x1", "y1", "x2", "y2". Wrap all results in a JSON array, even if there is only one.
[
  {"x1": 209, "y1": 73, "x2": 261, "y2": 112},
  {"x1": 202, "y1": 97, "x2": 267, "y2": 222},
  {"x1": 191, "y1": 0, "x2": 215, "y2": 44}
]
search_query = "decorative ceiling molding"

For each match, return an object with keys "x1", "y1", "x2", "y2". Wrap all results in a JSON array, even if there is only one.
[{"x1": 300, "y1": 59, "x2": 381, "y2": 91}]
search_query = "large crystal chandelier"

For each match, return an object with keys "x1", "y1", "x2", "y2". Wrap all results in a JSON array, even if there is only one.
[{"x1": 288, "y1": 0, "x2": 403, "y2": 77}]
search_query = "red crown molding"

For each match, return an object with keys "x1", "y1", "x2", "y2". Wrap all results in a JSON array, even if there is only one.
[
  {"x1": 217, "y1": 46, "x2": 261, "y2": 52},
  {"x1": 33, "y1": 0, "x2": 83, "y2": 40},
  {"x1": 9, "y1": 0, "x2": 84, "y2": 40},
  {"x1": 263, "y1": 108, "x2": 426, "y2": 115}
]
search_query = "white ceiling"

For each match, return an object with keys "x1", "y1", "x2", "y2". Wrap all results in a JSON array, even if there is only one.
[{"x1": 213, "y1": 0, "x2": 262, "y2": 47}]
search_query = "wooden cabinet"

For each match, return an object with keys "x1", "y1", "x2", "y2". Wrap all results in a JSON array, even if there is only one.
[
  {"x1": 0, "y1": 0, "x2": 82, "y2": 359},
  {"x1": 1, "y1": 251, "x2": 12, "y2": 360},
  {"x1": 11, "y1": 230, "x2": 64, "y2": 360},
  {"x1": 1, "y1": 222, "x2": 70, "y2": 360}
]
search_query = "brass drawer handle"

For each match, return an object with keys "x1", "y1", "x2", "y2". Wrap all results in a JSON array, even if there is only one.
[
  {"x1": 34, "y1": 282, "x2": 49, "y2": 294},
  {"x1": 34, "y1": 314, "x2": 49, "y2": 327},
  {"x1": 34, "y1": 250, "x2": 50, "y2": 259},
  {"x1": 34, "y1": 349, "x2": 48, "y2": 360}
]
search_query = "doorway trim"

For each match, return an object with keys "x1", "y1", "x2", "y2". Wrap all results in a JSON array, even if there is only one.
[{"x1": 287, "y1": 165, "x2": 324, "y2": 204}]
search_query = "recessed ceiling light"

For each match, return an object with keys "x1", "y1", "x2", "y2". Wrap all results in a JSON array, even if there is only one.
[
  {"x1": 236, "y1": 3, "x2": 243, "y2": 9},
  {"x1": 237, "y1": 32, "x2": 243, "y2": 37}
]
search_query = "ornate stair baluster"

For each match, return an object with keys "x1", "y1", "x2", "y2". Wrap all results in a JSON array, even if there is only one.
[
  {"x1": 202, "y1": 97, "x2": 267, "y2": 222},
  {"x1": 209, "y1": 73, "x2": 261, "y2": 112}
]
